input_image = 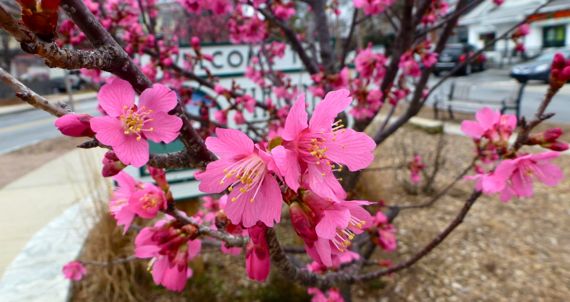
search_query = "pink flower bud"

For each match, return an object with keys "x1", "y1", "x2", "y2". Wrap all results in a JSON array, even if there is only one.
[
  {"x1": 544, "y1": 128, "x2": 563, "y2": 142},
  {"x1": 234, "y1": 111, "x2": 246, "y2": 125},
  {"x1": 191, "y1": 36, "x2": 201, "y2": 49},
  {"x1": 544, "y1": 141, "x2": 569, "y2": 152},
  {"x1": 289, "y1": 202, "x2": 318, "y2": 241},
  {"x1": 148, "y1": 166, "x2": 169, "y2": 191},
  {"x1": 54, "y1": 113, "x2": 94, "y2": 137},
  {"x1": 62, "y1": 261, "x2": 86, "y2": 281},
  {"x1": 102, "y1": 151, "x2": 126, "y2": 177}
]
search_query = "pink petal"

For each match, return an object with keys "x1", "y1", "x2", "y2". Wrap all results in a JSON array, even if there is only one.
[
  {"x1": 315, "y1": 208, "x2": 350, "y2": 239},
  {"x1": 144, "y1": 111, "x2": 183, "y2": 143},
  {"x1": 475, "y1": 107, "x2": 500, "y2": 130},
  {"x1": 115, "y1": 206, "x2": 136, "y2": 234},
  {"x1": 306, "y1": 164, "x2": 347, "y2": 201},
  {"x1": 187, "y1": 239, "x2": 202, "y2": 259},
  {"x1": 511, "y1": 170, "x2": 534, "y2": 197},
  {"x1": 139, "y1": 84, "x2": 178, "y2": 113},
  {"x1": 271, "y1": 146, "x2": 301, "y2": 191},
  {"x1": 225, "y1": 186, "x2": 248, "y2": 226},
  {"x1": 206, "y1": 128, "x2": 254, "y2": 159},
  {"x1": 161, "y1": 265, "x2": 187, "y2": 292},
  {"x1": 309, "y1": 89, "x2": 351, "y2": 132},
  {"x1": 246, "y1": 246, "x2": 270, "y2": 282},
  {"x1": 499, "y1": 186, "x2": 515, "y2": 202},
  {"x1": 324, "y1": 128, "x2": 375, "y2": 171},
  {"x1": 98, "y1": 78, "x2": 135, "y2": 117},
  {"x1": 135, "y1": 228, "x2": 160, "y2": 258},
  {"x1": 114, "y1": 136, "x2": 149, "y2": 167},
  {"x1": 195, "y1": 159, "x2": 233, "y2": 193},
  {"x1": 90, "y1": 116, "x2": 126, "y2": 146},
  {"x1": 347, "y1": 203, "x2": 373, "y2": 230},
  {"x1": 113, "y1": 171, "x2": 137, "y2": 192},
  {"x1": 482, "y1": 160, "x2": 515, "y2": 193},
  {"x1": 315, "y1": 238, "x2": 333, "y2": 267},
  {"x1": 151, "y1": 257, "x2": 168, "y2": 284},
  {"x1": 282, "y1": 95, "x2": 308, "y2": 140},
  {"x1": 460, "y1": 120, "x2": 485, "y2": 138},
  {"x1": 241, "y1": 176, "x2": 283, "y2": 228},
  {"x1": 534, "y1": 161, "x2": 564, "y2": 186}
]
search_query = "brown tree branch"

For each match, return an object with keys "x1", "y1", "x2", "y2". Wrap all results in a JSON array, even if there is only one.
[
  {"x1": 60, "y1": 0, "x2": 216, "y2": 169},
  {"x1": 350, "y1": 190, "x2": 482, "y2": 282},
  {"x1": 167, "y1": 208, "x2": 249, "y2": 247},
  {"x1": 256, "y1": 7, "x2": 319, "y2": 75},
  {"x1": 0, "y1": 67, "x2": 68, "y2": 117}
]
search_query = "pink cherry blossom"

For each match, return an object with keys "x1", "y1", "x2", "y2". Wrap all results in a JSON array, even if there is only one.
[
  {"x1": 108, "y1": 171, "x2": 166, "y2": 232},
  {"x1": 273, "y1": 90, "x2": 376, "y2": 200},
  {"x1": 353, "y1": 0, "x2": 394, "y2": 16},
  {"x1": 461, "y1": 107, "x2": 517, "y2": 141},
  {"x1": 399, "y1": 52, "x2": 421, "y2": 77},
  {"x1": 195, "y1": 128, "x2": 283, "y2": 228},
  {"x1": 135, "y1": 218, "x2": 202, "y2": 292},
  {"x1": 54, "y1": 113, "x2": 94, "y2": 137},
  {"x1": 291, "y1": 192, "x2": 373, "y2": 267},
  {"x1": 422, "y1": 52, "x2": 438, "y2": 68},
  {"x1": 482, "y1": 152, "x2": 564, "y2": 202},
  {"x1": 109, "y1": 171, "x2": 140, "y2": 233},
  {"x1": 245, "y1": 223, "x2": 271, "y2": 281},
  {"x1": 62, "y1": 261, "x2": 87, "y2": 281},
  {"x1": 372, "y1": 211, "x2": 397, "y2": 251},
  {"x1": 355, "y1": 45, "x2": 386, "y2": 80},
  {"x1": 274, "y1": 3, "x2": 296, "y2": 21},
  {"x1": 90, "y1": 78, "x2": 183, "y2": 167},
  {"x1": 307, "y1": 287, "x2": 344, "y2": 302},
  {"x1": 128, "y1": 182, "x2": 167, "y2": 219}
]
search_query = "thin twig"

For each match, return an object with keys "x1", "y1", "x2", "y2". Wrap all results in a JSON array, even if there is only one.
[{"x1": 0, "y1": 67, "x2": 68, "y2": 117}]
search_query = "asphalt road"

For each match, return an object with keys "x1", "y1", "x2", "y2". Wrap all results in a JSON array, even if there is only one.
[
  {"x1": 0, "y1": 98, "x2": 99, "y2": 154},
  {"x1": 428, "y1": 69, "x2": 570, "y2": 123}
]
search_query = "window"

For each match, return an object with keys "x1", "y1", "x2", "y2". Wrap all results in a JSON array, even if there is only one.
[
  {"x1": 479, "y1": 32, "x2": 496, "y2": 50},
  {"x1": 543, "y1": 25, "x2": 566, "y2": 48}
]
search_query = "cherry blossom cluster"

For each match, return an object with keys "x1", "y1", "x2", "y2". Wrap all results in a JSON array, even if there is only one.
[
  {"x1": 353, "y1": 0, "x2": 395, "y2": 16},
  {"x1": 462, "y1": 107, "x2": 566, "y2": 202},
  {"x1": 421, "y1": 0, "x2": 449, "y2": 25},
  {"x1": 549, "y1": 52, "x2": 570, "y2": 91},
  {"x1": 56, "y1": 85, "x2": 397, "y2": 293}
]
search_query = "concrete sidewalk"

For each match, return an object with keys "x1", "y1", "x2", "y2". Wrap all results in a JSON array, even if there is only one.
[
  {"x1": 0, "y1": 148, "x2": 106, "y2": 277},
  {"x1": 0, "y1": 91, "x2": 97, "y2": 117}
]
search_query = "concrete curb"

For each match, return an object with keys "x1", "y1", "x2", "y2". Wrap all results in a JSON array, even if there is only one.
[
  {"x1": 0, "y1": 92, "x2": 97, "y2": 117},
  {"x1": 0, "y1": 198, "x2": 96, "y2": 302}
]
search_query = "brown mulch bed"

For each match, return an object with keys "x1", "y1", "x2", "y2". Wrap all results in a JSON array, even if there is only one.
[
  {"x1": 353, "y1": 125, "x2": 570, "y2": 301},
  {"x1": 0, "y1": 136, "x2": 82, "y2": 188}
]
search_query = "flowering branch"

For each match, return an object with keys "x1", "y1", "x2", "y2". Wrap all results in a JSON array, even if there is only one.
[{"x1": 166, "y1": 208, "x2": 249, "y2": 247}]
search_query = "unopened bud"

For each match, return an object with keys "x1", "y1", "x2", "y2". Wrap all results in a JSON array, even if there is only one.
[
  {"x1": 543, "y1": 141, "x2": 569, "y2": 152},
  {"x1": 191, "y1": 36, "x2": 201, "y2": 49},
  {"x1": 101, "y1": 151, "x2": 126, "y2": 177},
  {"x1": 148, "y1": 166, "x2": 169, "y2": 191},
  {"x1": 54, "y1": 113, "x2": 95, "y2": 137},
  {"x1": 289, "y1": 202, "x2": 318, "y2": 241},
  {"x1": 544, "y1": 128, "x2": 563, "y2": 142}
]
